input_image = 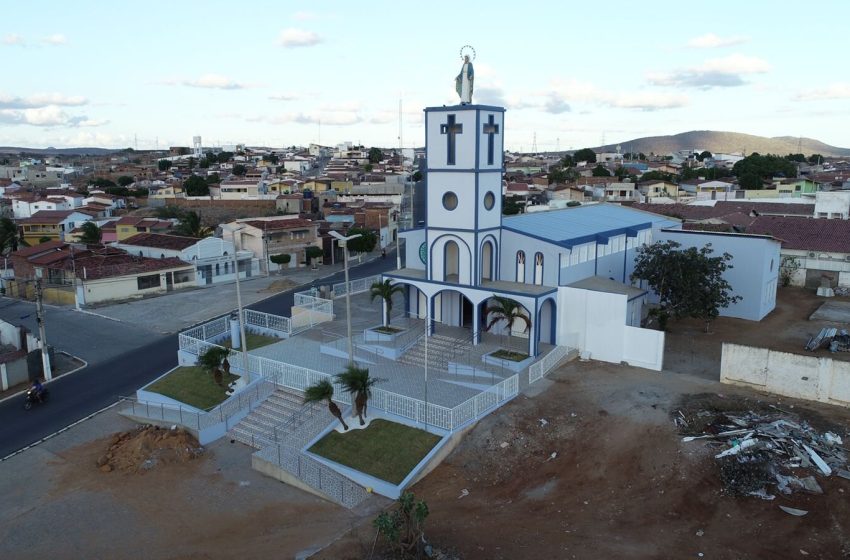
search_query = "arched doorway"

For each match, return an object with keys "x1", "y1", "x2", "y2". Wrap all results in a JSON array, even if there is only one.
[
  {"x1": 434, "y1": 289, "x2": 474, "y2": 330},
  {"x1": 481, "y1": 240, "x2": 494, "y2": 281},
  {"x1": 537, "y1": 298, "x2": 556, "y2": 346},
  {"x1": 516, "y1": 251, "x2": 526, "y2": 283},
  {"x1": 445, "y1": 241, "x2": 460, "y2": 283}
]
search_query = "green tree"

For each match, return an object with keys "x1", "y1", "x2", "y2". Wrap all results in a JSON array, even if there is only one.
[
  {"x1": 548, "y1": 167, "x2": 568, "y2": 184},
  {"x1": 370, "y1": 279, "x2": 405, "y2": 327},
  {"x1": 216, "y1": 151, "x2": 233, "y2": 163},
  {"x1": 411, "y1": 170, "x2": 423, "y2": 182},
  {"x1": 232, "y1": 163, "x2": 247, "y2": 176},
  {"x1": 266, "y1": 153, "x2": 279, "y2": 164},
  {"x1": 631, "y1": 241, "x2": 741, "y2": 332},
  {"x1": 198, "y1": 158, "x2": 210, "y2": 169},
  {"x1": 502, "y1": 198, "x2": 522, "y2": 215},
  {"x1": 197, "y1": 346, "x2": 231, "y2": 387},
  {"x1": 697, "y1": 150, "x2": 713, "y2": 162},
  {"x1": 304, "y1": 379, "x2": 348, "y2": 431},
  {"x1": 205, "y1": 151, "x2": 217, "y2": 163},
  {"x1": 187, "y1": 156, "x2": 196, "y2": 170},
  {"x1": 183, "y1": 175, "x2": 209, "y2": 196},
  {"x1": 335, "y1": 365, "x2": 384, "y2": 426},
  {"x1": 560, "y1": 154, "x2": 575, "y2": 168},
  {"x1": 591, "y1": 165, "x2": 611, "y2": 177},
  {"x1": 373, "y1": 491, "x2": 430, "y2": 559},
  {"x1": 363, "y1": 163, "x2": 374, "y2": 173},
  {"x1": 732, "y1": 153, "x2": 797, "y2": 185},
  {"x1": 89, "y1": 177, "x2": 117, "y2": 189},
  {"x1": 207, "y1": 172, "x2": 220, "y2": 184},
  {"x1": 117, "y1": 175, "x2": 134, "y2": 187},
  {"x1": 738, "y1": 172, "x2": 763, "y2": 190},
  {"x1": 785, "y1": 153, "x2": 807, "y2": 163},
  {"x1": 305, "y1": 245, "x2": 323, "y2": 267},
  {"x1": 573, "y1": 148, "x2": 597, "y2": 164},
  {"x1": 346, "y1": 227, "x2": 377, "y2": 253},
  {"x1": 808, "y1": 154, "x2": 824, "y2": 165},
  {"x1": 270, "y1": 253, "x2": 291, "y2": 266},
  {"x1": 484, "y1": 295, "x2": 531, "y2": 354},
  {"x1": 79, "y1": 221, "x2": 102, "y2": 244},
  {"x1": 0, "y1": 217, "x2": 21, "y2": 255},
  {"x1": 368, "y1": 147, "x2": 383, "y2": 164},
  {"x1": 174, "y1": 210, "x2": 212, "y2": 238},
  {"x1": 158, "y1": 159, "x2": 172, "y2": 171},
  {"x1": 640, "y1": 170, "x2": 674, "y2": 182}
]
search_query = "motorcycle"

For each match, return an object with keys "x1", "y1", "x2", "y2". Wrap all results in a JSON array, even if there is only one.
[{"x1": 24, "y1": 387, "x2": 49, "y2": 410}]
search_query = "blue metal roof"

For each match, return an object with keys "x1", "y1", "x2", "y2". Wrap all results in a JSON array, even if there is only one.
[{"x1": 502, "y1": 204, "x2": 679, "y2": 247}]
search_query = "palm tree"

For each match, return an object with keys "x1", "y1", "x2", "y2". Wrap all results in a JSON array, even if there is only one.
[
  {"x1": 484, "y1": 295, "x2": 531, "y2": 354},
  {"x1": 304, "y1": 379, "x2": 348, "y2": 431},
  {"x1": 0, "y1": 217, "x2": 21, "y2": 255},
  {"x1": 369, "y1": 279, "x2": 405, "y2": 327},
  {"x1": 175, "y1": 210, "x2": 212, "y2": 238},
  {"x1": 335, "y1": 364, "x2": 383, "y2": 426},
  {"x1": 197, "y1": 346, "x2": 231, "y2": 386},
  {"x1": 79, "y1": 221, "x2": 102, "y2": 244}
]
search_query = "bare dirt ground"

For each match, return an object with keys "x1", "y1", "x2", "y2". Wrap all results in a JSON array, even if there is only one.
[
  {"x1": 665, "y1": 287, "x2": 850, "y2": 380},
  {"x1": 318, "y1": 361, "x2": 850, "y2": 560},
  {"x1": 0, "y1": 409, "x2": 385, "y2": 560}
]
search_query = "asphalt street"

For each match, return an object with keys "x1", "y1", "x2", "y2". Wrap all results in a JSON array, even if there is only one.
[{"x1": 0, "y1": 254, "x2": 398, "y2": 459}]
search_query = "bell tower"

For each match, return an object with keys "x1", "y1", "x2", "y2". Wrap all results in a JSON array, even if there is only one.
[{"x1": 423, "y1": 101, "x2": 505, "y2": 286}]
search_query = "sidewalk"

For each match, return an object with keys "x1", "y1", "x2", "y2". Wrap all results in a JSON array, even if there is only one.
[{"x1": 84, "y1": 252, "x2": 385, "y2": 334}]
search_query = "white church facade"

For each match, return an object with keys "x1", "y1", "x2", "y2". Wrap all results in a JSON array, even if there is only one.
[{"x1": 387, "y1": 96, "x2": 780, "y2": 371}]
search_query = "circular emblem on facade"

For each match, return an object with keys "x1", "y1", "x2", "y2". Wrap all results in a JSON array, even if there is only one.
[
  {"x1": 484, "y1": 191, "x2": 495, "y2": 210},
  {"x1": 419, "y1": 242, "x2": 428, "y2": 265},
  {"x1": 442, "y1": 191, "x2": 458, "y2": 211}
]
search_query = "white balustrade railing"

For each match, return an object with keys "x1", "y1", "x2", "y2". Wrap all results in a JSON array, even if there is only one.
[
  {"x1": 244, "y1": 308, "x2": 291, "y2": 336},
  {"x1": 528, "y1": 345, "x2": 573, "y2": 384},
  {"x1": 332, "y1": 274, "x2": 382, "y2": 299}
]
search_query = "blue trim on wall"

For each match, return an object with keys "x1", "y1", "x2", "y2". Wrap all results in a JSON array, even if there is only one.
[
  {"x1": 429, "y1": 233, "x2": 471, "y2": 283},
  {"x1": 384, "y1": 272, "x2": 556, "y2": 300},
  {"x1": 429, "y1": 226, "x2": 499, "y2": 234},
  {"x1": 425, "y1": 104, "x2": 505, "y2": 113},
  {"x1": 480, "y1": 234, "x2": 498, "y2": 283},
  {"x1": 501, "y1": 222, "x2": 654, "y2": 249},
  {"x1": 425, "y1": 168, "x2": 484, "y2": 174}
]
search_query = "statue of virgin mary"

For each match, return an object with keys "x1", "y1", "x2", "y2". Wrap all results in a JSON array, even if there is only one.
[{"x1": 455, "y1": 54, "x2": 474, "y2": 104}]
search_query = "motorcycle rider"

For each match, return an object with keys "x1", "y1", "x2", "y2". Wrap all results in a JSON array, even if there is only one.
[{"x1": 30, "y1": 378, "x2": 44, "y2": 402}]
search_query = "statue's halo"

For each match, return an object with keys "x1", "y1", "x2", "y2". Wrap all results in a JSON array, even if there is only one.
[{"x1": 459, "y1": 45, "x2": 476, "y2": 61}]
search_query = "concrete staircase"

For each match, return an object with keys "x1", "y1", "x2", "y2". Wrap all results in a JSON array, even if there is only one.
[
  {"x1": 398, "y1": 333, "x2": 469, "y2": 371},
  {"x1": 229, "y1": 389, "x2": 306, "y2": 448}
]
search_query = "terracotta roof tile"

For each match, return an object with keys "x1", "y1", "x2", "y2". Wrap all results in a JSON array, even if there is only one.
[
  {"x1": 746, "y1": 216, "x2": 850, "y2": 253},
  {"x1": 120, "y1": 233, "x2": 199, "y2": 251}
]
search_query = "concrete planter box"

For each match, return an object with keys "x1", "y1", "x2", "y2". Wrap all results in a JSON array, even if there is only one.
[
  {"x1": 482, "y1": 351, "x2": 534, "y2": 372},
  {"x1": 363, "y1": 325, "x2": 407, "y2": 342}
]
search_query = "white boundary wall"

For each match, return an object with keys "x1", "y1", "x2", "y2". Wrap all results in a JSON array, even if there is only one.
[
  {"x1": 721, "y1": 343, "x2": 850, "y2": 407},
  {"x1": 557, "y1": 287, "x2": 664, "y2": 371}
]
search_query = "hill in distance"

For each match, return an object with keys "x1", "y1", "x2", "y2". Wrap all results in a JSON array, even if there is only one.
[
  {"x1": 0, "y1": 146, "x2": 122, "y2": 156},
  {"x1": 593, "y1": 131, "x2": 850, "y2": 158}
]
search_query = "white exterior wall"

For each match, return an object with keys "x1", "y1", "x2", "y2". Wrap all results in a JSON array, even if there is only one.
[
  {"x1": 428, "y1": 231, "x2": 474, "y2": 284},
  {"x1": 557, "y1": 286, "x2": 663, "y2": 370},
  {"x1": 399, "y1": 229, "x2": 426, "y2": 270},
  {"x1": 425, "y1": 109, "x2": 478, "y2": 169},
  {"x1": 81, "y1": 268, "x2": 195, "y2": 304},
  {"x1": 814, "y1": 191, "x2": 850, "y2": 219},
  {"x1": 476, "y1": 172, "x2": 502, "y2": 230},
  {"x1": 426, "y1": 172, "x2": 475, "y2": 230},
  {"x1": 180, "y1": 237, "x2": 235, "y2": 260}
]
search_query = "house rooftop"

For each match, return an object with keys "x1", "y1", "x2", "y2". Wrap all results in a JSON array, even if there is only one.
[
  {"x1": 568, "y1": 275, "x2": 647, "y2": 300},
  {"x1": 241, "y1": 218, "x2": 315, "y2": 231},
  {"x1": 746, "y1": 216, "x2": 850, "y2": 253},
  {"x1": 120, "y1": 233, "x2": 200, "y2": 251}
]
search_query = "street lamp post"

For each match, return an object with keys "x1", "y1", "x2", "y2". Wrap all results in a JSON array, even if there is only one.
[
  {"x1": 230, "y1": 227, "x2": 249, "y2": 378},
  {"x1": 329, "y1": 230, "x2": 362, "y2": 364}
]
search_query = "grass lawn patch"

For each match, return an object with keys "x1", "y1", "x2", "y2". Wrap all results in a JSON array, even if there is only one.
[
  {"x1": 308, "y1": 419, "x2": 441, "y2": 484},
  {"x1": 223, "y1": 332, "x2": 280, "y2": 350},
  {"x1": 146, "y1": 366, "x2": 239, "y2": 410},
  {"x1": 372, "y1": 325, "x2": 404, "y2": 334},
  {"x1": 491, "y1": 349, "x2": 529, "y2": 362}
]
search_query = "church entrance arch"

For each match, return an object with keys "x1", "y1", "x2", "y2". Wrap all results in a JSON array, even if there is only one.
[{"x1": 433, "y1": 288, "x2": 475, "y2": 331}]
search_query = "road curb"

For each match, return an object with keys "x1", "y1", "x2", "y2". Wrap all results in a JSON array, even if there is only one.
[{"x1": 0, "y1": 351, "x2": 88, "y2": 405}]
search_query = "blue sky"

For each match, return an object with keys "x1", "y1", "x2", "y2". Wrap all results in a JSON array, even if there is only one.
[{"x1": 2, "y1": 1, "x2": 849, "y2": 152}]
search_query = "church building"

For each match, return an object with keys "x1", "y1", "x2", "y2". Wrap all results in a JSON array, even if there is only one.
[{"x1": 386, "y1": 64, "x2": 779, "y2": 371}]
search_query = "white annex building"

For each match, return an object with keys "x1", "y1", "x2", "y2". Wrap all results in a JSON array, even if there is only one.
[{"x1": 389, "y1": 97, "x2": 780, "y2": 371}]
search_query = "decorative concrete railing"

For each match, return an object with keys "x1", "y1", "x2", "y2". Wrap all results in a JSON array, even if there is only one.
[
  {"x1": 332, "y1": 274, "x2": 382, "y2": 299},
  {"x1": 244, "y1": 309, "x2": 291, "y2": 337},
  {"x1": 528, "y1": 345, "x2": 573, "y2": 384}
]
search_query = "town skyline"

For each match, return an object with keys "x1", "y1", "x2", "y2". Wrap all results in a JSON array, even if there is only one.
[{"x1": 2, "y1": 0, "x2": 849, "y2": 152}]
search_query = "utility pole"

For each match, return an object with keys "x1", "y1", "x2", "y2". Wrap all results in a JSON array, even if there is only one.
[{"x1": 34, "y1": 268, "x2": 52, "y2": 381}]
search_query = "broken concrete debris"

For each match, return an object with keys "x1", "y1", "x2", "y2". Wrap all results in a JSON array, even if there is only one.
[
  {"x1": 676, "y1": 406, "x2": 847, "y2": 500},
  {"x1": 805, "y1": 327, "x2": 850, "y2": 352}
]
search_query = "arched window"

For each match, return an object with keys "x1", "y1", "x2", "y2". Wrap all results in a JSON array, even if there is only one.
[
  {"x1": 516, "y1": 251, "x2": 526, "y2": 283},
  {"x1": 534, "y1": 252, "x2": 544, "y2": 285},
  {"x1": 481, "y1": 241, "x2": 493, "y2": 281},
  {"x1": 444, "y1": 241, "x2": 460, "y2": 282},
  {"x1": 215, "y1": 263, "x2": 220, "y2": 275}
]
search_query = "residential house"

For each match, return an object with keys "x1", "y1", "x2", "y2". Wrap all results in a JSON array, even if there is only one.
[
  {"x1": 115, "y1": 216, "x2": 174, "y2": 241},
  {"x1": 223, "y1": 217, "x2": 320, "y2": 273},
  {"x1": 114, "y1": 233, "x2": 258, "y2": 285},
  {"x1": 637, "y1": 180, "x2": 679, "y2": 201},
  {"x1": 814, "y1": 191, "x2": 850, "y2": 219},
  {"x1": 219, "y1": 179, "x2": 261, "y2": 199},
  {"x1": 679, "y1": 179, "x2": 736, "y2": 200},
  {"x1": 16, "y1": 210, "x2": 95, "y2": 245}
]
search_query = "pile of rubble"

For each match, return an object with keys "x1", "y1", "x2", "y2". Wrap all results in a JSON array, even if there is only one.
[
  {"x1": 805, "y1": 327, "x2": 850, "y2": 352},
  {"x1": 675, "y1": 403, "x2": 848, "y2": 507}
]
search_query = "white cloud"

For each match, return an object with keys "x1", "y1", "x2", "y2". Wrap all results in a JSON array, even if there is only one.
[
  {"x1": 250, "y1": 111, "x2": 361, "y2": 126},
  {"x1": 648, "y1": 54, "x2": 770, "y2": 88},
  {"x1": 162, "y1": 74, "x2": 253, "y2": 90},
  {"x1": 793, "y1": 83, "x2": 850, "y2": 101},
  {"x1": 292, "y1": 11, "x2": 317, "y2": 21},
  {"x1": 543, "y1": 94, "x2": 571, "y2": 114},
  {"x1": 269, "y1": 92, "x2": 301, "y2": 101},
  {"x1": 42, "y1": 34, "x2": 67, "y2": 46},
  {"x1": 610, "y1": 92, "x2": 688, "y2": 111},
  {"x1": 277, "y1": 28, "x2": 322, "y2": 48},
  {"x1": 686, "y1": 33, "x2": 748, "y2": 49},
  {"x1": 2, "y1": 34, "x2": 25, "y2": 46},
  {"x1": 0, "y1": 105, "x2": 100, "y2": 127},
  {"x1": 0, "y1": 93, "x2": 88, "y2": 109}
]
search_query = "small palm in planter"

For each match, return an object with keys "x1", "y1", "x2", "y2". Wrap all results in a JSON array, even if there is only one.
[
  {"x1": 369, "y1": 279, "x2": 405, "y2": 329},
  {"x1": 304, "y1": 379, "x2": 348, "y2": 431},
  {"x1": 484, "y1": 295, "x2": 531, "y2": 360},
  {"x1": 335, "y1": 364, "x2": 385, "y2": 426},
  {"x1": 198, "y1": 346, "x2": 231, "y2": 386}
]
